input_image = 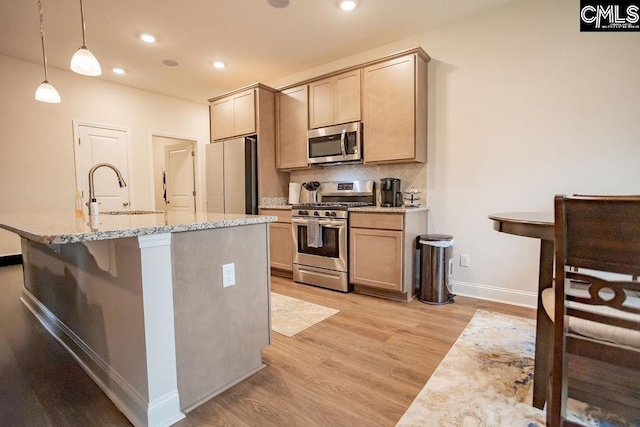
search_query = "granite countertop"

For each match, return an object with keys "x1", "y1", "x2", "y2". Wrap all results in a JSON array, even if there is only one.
[
  {"x1": 349, "y1": 206, "x2": 429, "y2": 213},
  {"x1": 258, "y1": 205, "x2": 293, "y2": 210},
  {"x1": 0, "y1": 211, "x2": 277, "y2": 245},
  {"x1": 259, "y1": 204, "x2": 429, "y2": 213}
]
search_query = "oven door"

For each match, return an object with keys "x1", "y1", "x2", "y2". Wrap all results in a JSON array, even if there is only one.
[{"x1": 292, "y1": 218, "x2": 347, "y2": 272}]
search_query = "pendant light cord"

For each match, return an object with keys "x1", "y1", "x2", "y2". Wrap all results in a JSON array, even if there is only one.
[
  {"x1": 79, "y1": 0, "x2": 88, "y2": 48},
  {"x1": 37, "y1": 0, "x2": 49, "y2": 82}
]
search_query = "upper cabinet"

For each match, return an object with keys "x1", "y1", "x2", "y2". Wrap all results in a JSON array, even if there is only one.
[
  {"x1": 276, "y1": 85, "x2": 309, "y2": 170},
  {"x1": 210, "y1": 88, "x2": 256, "y2": 141},
  {"x1": 362, "y1": 52, "x2": 428, "y2": 164},
  {"x1": 309, "y1": 70, "x2": 361, "y2": 129}
]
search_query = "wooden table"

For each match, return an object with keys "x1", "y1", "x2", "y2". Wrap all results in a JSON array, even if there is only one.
[{"x1": 489, "y1": 212, "x2": 554, "y2": 409}]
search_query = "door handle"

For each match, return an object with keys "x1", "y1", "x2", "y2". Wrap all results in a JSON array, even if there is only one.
[
  {"x1": 122, "y1": 202, "x2": 129, "y2": 206},
  {"x1": 340, "y1": 129, "x2": 347, "y2": 157}
]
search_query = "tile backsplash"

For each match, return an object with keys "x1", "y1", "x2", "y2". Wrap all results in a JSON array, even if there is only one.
[{"x1": 291, "y1": 162, "x2": 427, "y2": 205}]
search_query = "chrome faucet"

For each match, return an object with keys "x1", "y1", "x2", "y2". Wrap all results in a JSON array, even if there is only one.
[{"x1": 88, "y1": 163, "x2": 127, "y2": 204}]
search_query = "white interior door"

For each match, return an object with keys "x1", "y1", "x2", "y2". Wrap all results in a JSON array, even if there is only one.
[
  {"x1": 75, "y1": 123, "x2": 131, "y2": 212},
  {"x1": 164, "y1": 142, "x2": 196, "y2": 212}
]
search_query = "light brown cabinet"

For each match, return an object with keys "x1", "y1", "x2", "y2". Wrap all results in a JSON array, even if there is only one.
[
  {"x1": 276, "y1": 85, "x2": 309, "y2": 170},
  {"x1": 362, "y1": 52, "x2": 428, "y2": 164},
  {"x1": 350, "y1": 213, "x2": 404, "y2": 292},
  {"x1": 210, "y1": 88, "x2": 256, "y2": 141},
  {"x1": 260, "y1": 209, "x2": 293, "y2": 273},
  {"x1": 309, "y1": 70, "x2": 361, "y2": 129},
  {"x1": 350, "y1": 210, "x2": 428, "y2": 302}
]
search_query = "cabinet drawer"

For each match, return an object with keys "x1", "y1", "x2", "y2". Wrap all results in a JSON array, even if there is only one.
[
  {"x1": 260, "y1": 209, "x2": 292, "y2": 223},
  {"x1": 350, "y1": 212, "x2": 403, "y2": 230}
]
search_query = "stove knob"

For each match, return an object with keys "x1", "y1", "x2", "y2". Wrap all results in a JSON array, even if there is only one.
[
  {"x1": 314, "y1": 211, "x2": 320, "y2": 216},
  {"x1": 331, "y1": 212, "x2": 337, "y2": 217},
  {"x1": 300, "y1": 210, "x2": 308, "y2": 216},
  {"x1": 325, "y1": 212, "x2": 331, "y2": 217}
]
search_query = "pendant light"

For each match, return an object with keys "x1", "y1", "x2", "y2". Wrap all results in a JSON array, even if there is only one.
[
  {"x1": 35, "y1": 0, "x2": 61, "y2": 103},
  {"x1": 70, "y1": 0, "x2": 101, "y2": 76}
]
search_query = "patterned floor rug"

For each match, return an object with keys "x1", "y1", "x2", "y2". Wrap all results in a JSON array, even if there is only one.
[
  {"x1": 270, "y1": 293, "x2": 339, "y2": 337},
  {"x1": 396, "y1": 310, "x2": 635, "y2": 427}
]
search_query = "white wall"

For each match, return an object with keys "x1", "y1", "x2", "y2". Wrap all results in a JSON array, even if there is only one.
[
  {"x1": 0, "y1": 54, "x2": 209, "y2": 256},
  {"x1": 271, "y1": 0, "x2": 640, "y2": 306}
]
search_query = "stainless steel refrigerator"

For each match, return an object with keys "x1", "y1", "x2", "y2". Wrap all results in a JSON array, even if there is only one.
[{"x1": 205, "y1": 136, "x2": 258, "y2": 215}]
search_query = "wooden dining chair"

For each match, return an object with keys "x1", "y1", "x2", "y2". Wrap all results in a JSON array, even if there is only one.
[{"x1": 544, "y1": 195, "x2": 640, "y2": 427}]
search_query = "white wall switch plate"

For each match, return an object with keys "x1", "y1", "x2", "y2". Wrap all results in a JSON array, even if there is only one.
[
  {"x1": 222, "y1": 263, "x2": 236, "y2": 287},
  {"x1": 460, "y1": 254, "x2": 470, "y2": 268}
]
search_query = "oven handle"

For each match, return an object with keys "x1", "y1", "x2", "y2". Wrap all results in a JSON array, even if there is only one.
[
  {"x1": 340, "y1": 129, "x2": 347, "y2": 157},
  {"x1": 292, "y1": 218, "x2": 345, "y2": 228}
]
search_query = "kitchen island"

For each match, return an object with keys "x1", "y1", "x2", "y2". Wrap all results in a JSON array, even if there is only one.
[{"x1": 0, "y1": 211, "x2": 276, "y2": 427}]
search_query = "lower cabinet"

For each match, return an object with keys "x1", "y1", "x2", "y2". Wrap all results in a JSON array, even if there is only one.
[
  {"x1": 350, "y1": 227, "x2": 403, "y2": 292},
  {"x1": 260, "y1": 209, "x2": 293, "y2": 274},
  {"x1": 349, "y1": 210, "x2": 428, "y2": 302}
]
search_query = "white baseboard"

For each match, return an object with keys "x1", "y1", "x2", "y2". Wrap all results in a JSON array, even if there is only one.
[
  {"x1": 450, "y1": 280, "x2": 537, "y2": 308},
  {"x1": 21, "y1": 289, "x2": 185, "y2": 427}
]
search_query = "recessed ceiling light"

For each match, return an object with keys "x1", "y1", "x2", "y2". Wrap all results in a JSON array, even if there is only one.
[
  {"x1": 140, "y1": 33, "x2": 156, "y2": 43},
  {"x1": 163, "y1": 59, "x2": 179, "y2": 67},
  {"x1": 112, "y1": 67, "x2": 125, "y2": 75},
  {"x1": 339, "y1": 0, "x2": 358, "y2": 11},
  {"x1": 212, "y1": 61, "x2": 226, "y2": 69}
]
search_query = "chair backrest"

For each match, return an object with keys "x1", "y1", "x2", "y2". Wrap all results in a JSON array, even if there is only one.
[{"x1": 549, "y1": 195, "x2": 640, "y2": 426}]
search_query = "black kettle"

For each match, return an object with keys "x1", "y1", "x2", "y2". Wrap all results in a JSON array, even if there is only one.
[{"x1": 380, "y1": 178, "x2": 402, "y2": 207}]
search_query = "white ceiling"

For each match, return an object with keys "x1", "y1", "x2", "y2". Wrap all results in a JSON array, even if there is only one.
[{"x1": 0, "y1": 0, "x2": 518, "y2": 104}]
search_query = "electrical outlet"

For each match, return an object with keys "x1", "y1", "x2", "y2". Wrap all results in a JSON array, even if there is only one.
[
  {"x1": 222, "y1": 263, "x2": 235, "y2": 287},
  {"x1": 460, "y1": 254, "x2": 470, "y2": 268}
]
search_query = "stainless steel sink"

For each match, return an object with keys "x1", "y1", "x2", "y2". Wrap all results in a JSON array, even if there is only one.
[{"x1": 101, "y1": 210, "x2": 165, "y2": 215}]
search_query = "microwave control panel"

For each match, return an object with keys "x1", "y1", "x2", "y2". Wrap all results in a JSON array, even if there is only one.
[{"x1": 345, "y1": 131, "x2": 357, "y2": 154}]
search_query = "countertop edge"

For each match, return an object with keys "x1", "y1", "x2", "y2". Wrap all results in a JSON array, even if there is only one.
[
  {"x1": 0, "y1": 215, "x2": 277, "y2": 245},
  {"x1": 349, "y1": 206, "x2": 429, "y2": 213},
  {"x1": 259, "y1": 205, "x2": 429, "y2": 213}
]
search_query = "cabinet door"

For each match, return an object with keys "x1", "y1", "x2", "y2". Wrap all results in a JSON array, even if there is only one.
[
  {"x1": 269, "y1": 222, "x2": 293, "y2": 271},
  {"x1": 210, "y1": 97, "x2": 234, "y2": 141},
  {"x1": 363, "y1": 54, "x2": 416, "y2": 162},
  {"x1": 309, "y1": 71, "x2": 361, "y2": 129},
  {"x1": 334, "y1": 70, "x2": 361, "y2": 125},
  {"x1": 232, "y1": 89, "x2": 256, "y2": 136},
  {"x1": 210, "y1": 89, "x2": 256, "y2": 141},
  {"x1": 276, "y1": 85, "x2": 309, "y2": 170},
  {"x1": 309, "y1": 78, "x2": 334, "y2": 129},
  {"x1": 349, "y1": 227, "x2": 403, "y2": 291}
]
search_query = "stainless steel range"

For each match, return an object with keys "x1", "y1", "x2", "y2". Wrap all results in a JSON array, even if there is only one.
[{"x1": 292, "y1": 180, "x2": 375, "y2": 292}]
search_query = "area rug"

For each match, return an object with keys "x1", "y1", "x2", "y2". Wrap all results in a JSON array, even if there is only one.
[
  {"x1": 396, "y1": 310, "x2": 635, "y2": 427},
  {"x1": 270, "y1": 293, "x2": 339, "y2": 337}
]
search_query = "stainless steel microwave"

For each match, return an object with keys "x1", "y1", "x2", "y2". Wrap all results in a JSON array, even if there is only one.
[{"x1": 307, "y1": 121, "x2": 362, "y2": 166}]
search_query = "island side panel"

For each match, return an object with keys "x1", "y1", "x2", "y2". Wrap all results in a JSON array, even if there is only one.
[
  {"x1": 171, "y1": 223, "x2": 271, "y2": 411},
  {"x1": 20, "y1": 237, "x2": 150, "y2": 412}
]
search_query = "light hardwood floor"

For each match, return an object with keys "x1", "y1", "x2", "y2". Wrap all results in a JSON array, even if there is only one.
[{"x1": 0, "y1": 265, "x2": 535, "y2": 426}]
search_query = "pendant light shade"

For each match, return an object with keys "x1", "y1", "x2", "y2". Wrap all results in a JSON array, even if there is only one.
[
  {"x1": 71, "y1": 0, "x2": 101, "y2": 76},
  {"x1": 70, "y1": 47, "x2": 101, "y2": 76},
  {"x1": 35, "y1": 81, "x2": 61, "y2": 103},
  {"x1": 35, "y1": 0, "x2": 61, "y2": 103}
]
